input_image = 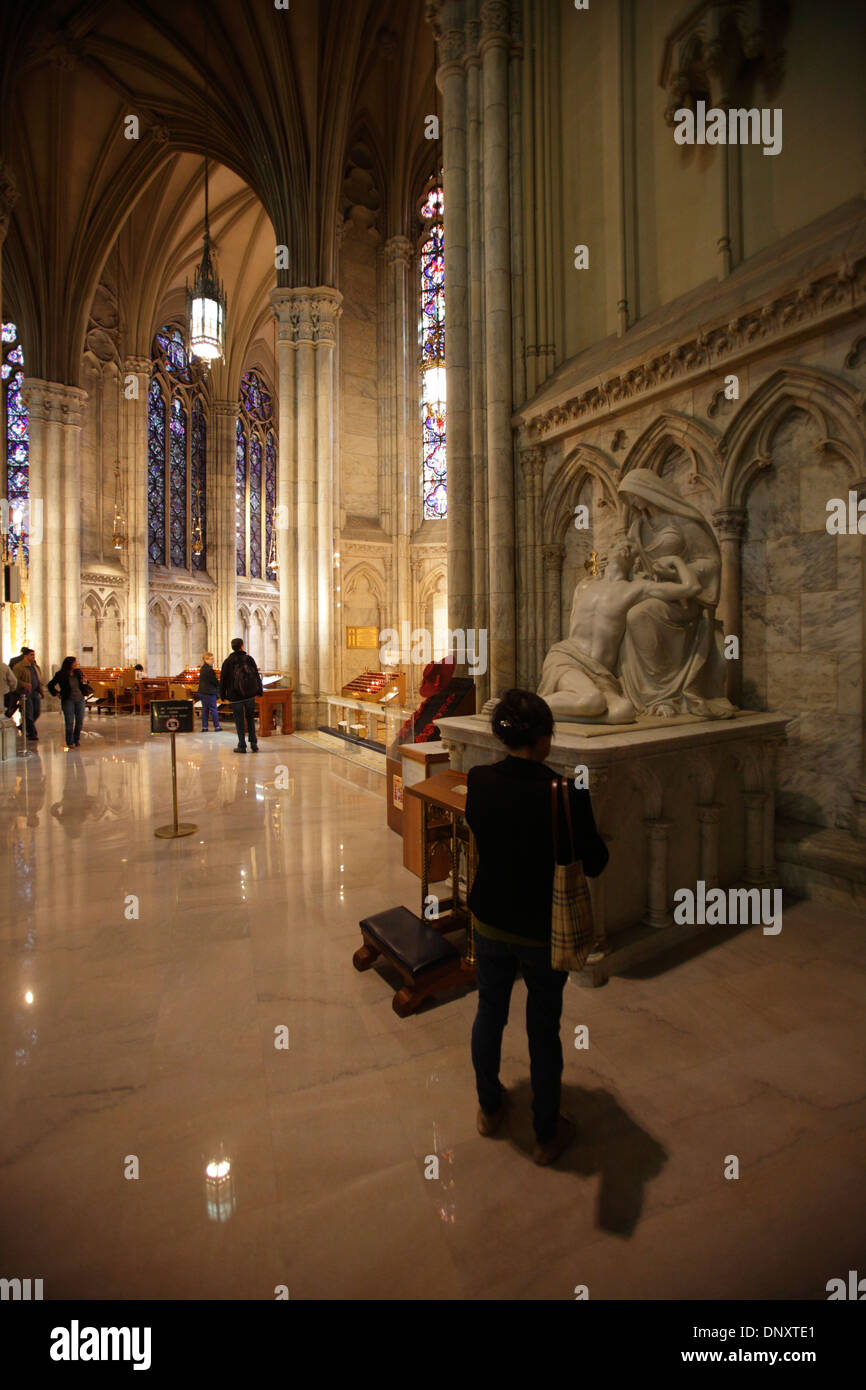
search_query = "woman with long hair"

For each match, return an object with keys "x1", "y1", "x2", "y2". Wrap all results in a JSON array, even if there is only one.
[
  {"x1": 465, "y1": 689, "x2": 608, "y2": 1166},
  {"x1": 47, "y1": 656, "x2": 91, "y2": 749}
]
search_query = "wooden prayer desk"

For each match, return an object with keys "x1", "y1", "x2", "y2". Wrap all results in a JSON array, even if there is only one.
[
  {"x1": 255, "y1": 688, "x2": 293, "y2": 736},
  {"x1": 352, "y1": 770, "x2": 476, "y2": 1017}
]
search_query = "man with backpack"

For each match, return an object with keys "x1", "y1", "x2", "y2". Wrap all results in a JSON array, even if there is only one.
[{"x1": 220, "y1": 638, "x2": 263, "y2": 753}]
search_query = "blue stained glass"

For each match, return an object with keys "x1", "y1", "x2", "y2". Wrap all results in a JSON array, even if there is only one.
[
  {"x1": 155, "y1": 326, "x2": 191, "y2": 380},
  {"x1": 240, "y1": 370, "x2": 272, "y2": 421},
  {"x1": 169, "y1": 395, "x2": 187, "y2": 567},
  {"x1": 147, "y1": 378, "x2": 166, "y2": 565},
  {"x1": 235, "y1": 420, "x2": 247, "y2": 576},
  {"x1": 191, "y1": 396, "x2": 206, "y2": 571},
  {"x1": 249, "y1": 434, "x2": 262, "y2": 579},
  {"x1": 3, "y1": 323, "x2": 30, "y2": 562},
  {"x1": 265, "y1": 431, "x2": 277, "y2": 580}
]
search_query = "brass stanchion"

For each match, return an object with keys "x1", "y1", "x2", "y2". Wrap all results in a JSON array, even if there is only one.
[{"x1": 154, "y1": 730, "x2": 197, "y2": 839}]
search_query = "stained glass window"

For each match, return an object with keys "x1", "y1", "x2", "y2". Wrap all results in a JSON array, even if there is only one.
[
  {"x1": 419, "y1": 182, "x2": 446, "y2": 520},
  {"x1": 249, "y1": 434, "x2": 262, "y2": 579},
  {"x1": 240, "y1": 370, "x2": 272, "y2": 421},
  {"x1": 191, "y1": 397, "x2": 206, "y2": 572},
  {"x1": 236, "y1": 418, "x2": 247, "y2": 577},
  {"x1": 147, "y1": 379, "x2": 166, "y2": 565},
  {"x1": 265, "y1": 431, "x2": 277, "y2": 580},
  {"x1": 236, "y1": 373, "x2": 278, "y2": 581},
  {"x1": 2, "y1": 322, "x2": 30, "y2": 562},
  {"x1": 147, "y1": 325, "x2": 209, "y2": 569}
]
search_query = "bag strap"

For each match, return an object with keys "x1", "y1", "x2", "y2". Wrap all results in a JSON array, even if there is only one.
[{"x1": 551, "y1": 777, "x2": 577, "y2": 865}]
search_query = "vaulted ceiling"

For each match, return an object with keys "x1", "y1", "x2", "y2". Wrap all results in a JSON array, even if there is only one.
[{"x1": 0, "y1": 0, "x2": 436, "y2": 384}]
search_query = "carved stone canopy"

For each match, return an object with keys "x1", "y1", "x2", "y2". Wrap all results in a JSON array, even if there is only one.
[{"x1": 659, "y1": 0, "x2": 789, "y2": 121}]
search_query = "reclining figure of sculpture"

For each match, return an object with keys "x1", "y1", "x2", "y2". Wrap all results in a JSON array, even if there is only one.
[{"x1": 537, "y1": 469, "x2": 736, "y2": 724}]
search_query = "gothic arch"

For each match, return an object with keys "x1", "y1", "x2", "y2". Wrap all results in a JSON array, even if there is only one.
[
  {"x1": 343, "y1": 562, "x2": 386, "y2": 610},
  {"x1": 542, "y1": 444, "x2": 620, "y2": 545},
  {"x1": 622, "y1": 412, "x2": 722, "y2": 506},
  {"x1": 720, "y1": 367, "x2": 866, "y2": 508}
]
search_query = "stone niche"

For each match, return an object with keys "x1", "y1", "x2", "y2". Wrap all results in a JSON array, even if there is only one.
[{"x1": 435, "y1": 709, "x2": 789, "y2": 986}]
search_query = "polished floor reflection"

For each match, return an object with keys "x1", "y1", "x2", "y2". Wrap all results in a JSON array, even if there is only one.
[{"x1": 1, "y1": 714, "x2": 864, "y2": 1299}]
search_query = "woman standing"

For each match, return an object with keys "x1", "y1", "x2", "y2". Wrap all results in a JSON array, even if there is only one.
[
  {"x1": 47, "y1": 657, "x2": 91, "y2": 748},
  {"x1": 197, "y1": 652, "x2": 223, "y2": 732},
  {"x1": 465, "y1": 690, "x2": 608, "y2": 1166}
]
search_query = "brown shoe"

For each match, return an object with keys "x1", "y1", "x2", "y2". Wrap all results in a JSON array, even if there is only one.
[
  {"x1": 476, "y1": 1088, "x2": 508, "y2": 1137},
  {"x1": 532, "y1": 1116, "x2": 576, "y2": 1166}
]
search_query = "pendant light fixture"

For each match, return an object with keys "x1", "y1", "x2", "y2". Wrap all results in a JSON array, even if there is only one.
[
  {"x1": 111, "y1": 461, "x2": 127, "y2": 551},
  {"x1": 187, "y1": 154, "x2": 226, "y2": 362}
]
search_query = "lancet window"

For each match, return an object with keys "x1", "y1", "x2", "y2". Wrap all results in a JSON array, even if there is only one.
[
  {"x1": 419, "y1": 180, "x2": 446, "y2": 520},
  {"x1": 235, "y1": 370, "x2": 276, "y2": 580},
  {"x1": 2, "y1": 322, "x2": 29, "y2": 562},
  {"x1": 147, "y1": 326, "x2": 208, "y2": 570}
]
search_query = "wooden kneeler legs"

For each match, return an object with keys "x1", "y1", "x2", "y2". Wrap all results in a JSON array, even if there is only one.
[{"x1": 353, "y1": 906, "x2": 475, "y2": 1017}]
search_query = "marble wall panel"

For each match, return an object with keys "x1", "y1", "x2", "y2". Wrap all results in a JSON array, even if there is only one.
[
  {"x1": 800, "y1": 587, "x2": 861, "y2": 654},
  {"x1": 742, "y1": 594, "x2": 768, "y2": 708},
  {"x1": 766, "y1": 653, "x2": 838, "y2": 714},
  {"x1": 837, "y1": 652, "x2": 862, "y2": 716},
  {"x1": 765, "y1": 533, "x2": 836, "y2": 593},
  {"x1": 780, "y1": 712, "x2": 862, "y2": 830},
  {"x1": 799, "y1": 458, "x2": 850, "y2": 535},
  {"x1": 764, "y1": 594, "x2": 800, "y2": 652},
  {"x1": 340, "y1": 233, "x2": 381, "y2": 522},
  {"x1": 741, "y1": 539, "x2": 767, "y2": 596}
]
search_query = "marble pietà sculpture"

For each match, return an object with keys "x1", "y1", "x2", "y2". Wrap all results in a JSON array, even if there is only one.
[{"x1": 538, "y1": 470, "x2": 737, "y2": 724}]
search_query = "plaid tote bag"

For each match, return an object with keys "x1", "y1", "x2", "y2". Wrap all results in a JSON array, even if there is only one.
[{"x1": 550, "y1": 777, "x2": 595, "y2": 971}]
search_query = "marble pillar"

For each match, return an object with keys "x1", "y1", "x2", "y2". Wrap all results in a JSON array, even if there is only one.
[
  {"x1": 520, "y1": 444, "x2": 545, "y2": 685},
  {"x1": 697, "y1": 803, "x2": 721, "y2": 889},
  {"x1": 644, "y1": 817, "x2": 674, "y2": 929},
  {"x1": 210, "y1": 400, "x2": 239, "y2": 659},
  {"x1": 273, "y1": 304, "x2": 297, "y2": 674},
  {"x1": 542, "y1": 542, "x2": 563, "y2": 655},
  {"x1": 122, "y1": 357, "x2": 151, "y2": 666},
  {"x1": 481, "y1": 0, "x2": 516, "y2": 696},
  {"x1": 270, "y1": 286, "x2": 342, "y2": 727},
  {"x1": 743, "y1": 790, "x2": 767, "y2": 886},
  {"x1": 434, "y1": 2, "x2": 473, "y2": 654},
  {"x1": 713, "y1": 506, "x2": 746, "y2": 706},
  {"x1": 21, "y1": 380, "x2": 88, "y2": 668}
]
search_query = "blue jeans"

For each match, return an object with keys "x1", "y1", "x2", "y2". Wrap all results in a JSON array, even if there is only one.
[
  {"x1": 62, "y1": 698, "x2": 85, "y2": 745},
  {"x1": 200, "y1": 694, "x2": 221, "y2": 730},
  {"x1": 25, "y1": 690, "x2": 41, "y2": 738},
  {"x1": 231, "y1": 697, "x2": 258, "y2": 749},
  {"x1": 471, "y1": 930, "x2": 568, "y2": 1144}
]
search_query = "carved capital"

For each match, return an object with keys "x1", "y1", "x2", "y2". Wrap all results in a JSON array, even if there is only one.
[
  {"x1": 542, "y1": 543, "x2": 564, "y2": 571},
  {"x1": 384, "y1": 235, "x2": 413, "y2": 268},
  {"x1": 21, "y1": 379, "x2": 88, "y2": 427},
  {"x1": 520, "y1": 445, "x2": 546, "y2": 481},
  {"x1": 480, "y1": 0, "x2": 512, "y2": 46},
  {"x1": 270, "y1": 285, "x2": 343, "y2": 345},
  {"x1": 712, "y1": 506, "x2": 747, "y2": 543},
  {"x1": 123, "y1": 355, "x2": 152, "y2": 378}
]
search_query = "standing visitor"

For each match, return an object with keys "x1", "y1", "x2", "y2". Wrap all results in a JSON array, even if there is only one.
[
  {"x1": 11, "y1": 648, "x2": 46, "y2": 742},
  {"x1": 465, "y1": 690, "x2": 609, "y2": 1166},
  {"x1": 219, "y1": 638, "x2": 262, "y2": 753},
  {"x1": 197, "y1": 652, "x2": 223, "y2": 732},
  {"x1": 47, "y1": 656, "x2": 92, "y2": 748},
  {"x1": 1, "y1": 657, "x2": 18, "y2": 718}
]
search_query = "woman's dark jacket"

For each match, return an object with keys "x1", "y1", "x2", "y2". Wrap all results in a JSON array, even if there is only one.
[
  {"x1": 465, "y1": 756, "x2": 608, "y2": 943},
  {"x1": 197, "y1": 663, "x2": 221, "y2": 698},
  {"x1": 47, "y1": 670, "x2": 90, "y2": 701}
]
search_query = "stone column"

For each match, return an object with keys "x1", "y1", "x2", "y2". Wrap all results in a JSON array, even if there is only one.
[
  {"x1": 432, "y1": 1, "x2": 473, "y2": 654},
  {"x1": 271, "y1": 293, "x2": 297, "y2": 674},
  {"x1": 713, "y1": 507, "x2": 746, "y2": 705},
  {"x1": 542, "y1": 542, "x2": 563, "y2": 658},
  {"x1": 122, "y1": 357, "x2": 151, "y2": 665},
  {"x1": 210, "y1": 399, "x2": 239, "y2": 659},
  {"x1": 21, "y1": 380, "x2": 88, "y2": 669},
  {"x1": 481, "y1": 0, "x2": 515, "y2": 694},
  {"x1": 644, "y1": 817, "x2": 673, "y2": 928},
  {"x1": 743, "y1": 790, "x2": 767, "y2": 886},
  {"x1": 382, "y1": 236, "x2": 414, "y2": 637},
  {"x1": 269, "y1": 286, "x2": 341, "y2": 727},
  {"x1": 0, "y1": 163, "x2": 18, "y2": 510},
  {"x1": 520, "y1": 445, "x2": 545, "y2": 683},
  {"x1": 696, "y1": 804, "x2": 721, "y2": 889}
]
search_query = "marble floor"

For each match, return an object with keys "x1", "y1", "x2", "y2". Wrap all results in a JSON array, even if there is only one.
[{"x1": 1, "y1": 713, "x2": 864, "y2": 1300}]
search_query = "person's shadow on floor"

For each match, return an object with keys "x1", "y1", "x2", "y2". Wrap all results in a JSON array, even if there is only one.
[{"x1": 502, "y1": 1079, "x2": 668, "y2": 1237}]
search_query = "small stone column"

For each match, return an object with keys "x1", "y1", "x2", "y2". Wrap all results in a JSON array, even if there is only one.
[
  {"x1": 431, "y1": 0, "x2": 474, "y2": 652},
  {"x1": 21, "y1": 380, "x2": 88, "y2": 667},
  {"x1": 121, "y1": 356, "x2": 151, "y2": 666},
  {"x1": 713, "y1": 507, "x2": 746, "y2": 706},
  {"x1": 519, "y1": 445, "x2": 545, "y2": 684},
  {"x1": 696, "y1": 804, "x2": 721, "y2": 889},
  {"x1": 481, "y1": 0, "x2": 516, "y2": 695},
  {"x1": 382, "y1": 236, "x2": 415, "y2": 636},
  {"x1": 644, "y1": 817, "x2": 673, "y2": 928},
  {"x1": 542, "y1": 543, "x2": 564, "y2": 655},
  {"x1": 743, "y1": 790, "x2": 767, "y2": 886}
]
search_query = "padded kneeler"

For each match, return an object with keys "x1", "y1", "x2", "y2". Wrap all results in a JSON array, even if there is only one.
[{"x1": 359, "y1": 906, "x2": 459, "y2": 979}]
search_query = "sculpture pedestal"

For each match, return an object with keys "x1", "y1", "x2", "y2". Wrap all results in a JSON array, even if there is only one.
[{"x1": 434, "y1": 710, "x2": 790, "y2": 986}]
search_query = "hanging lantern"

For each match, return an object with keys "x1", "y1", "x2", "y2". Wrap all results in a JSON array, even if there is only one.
[
  {"x1": 187, "y1": 159, "x2": 226, "y2": 362},
  {"x1": 192, "y1": 484, "x2": 204, "y2": 557},
  {"x1": 266, "y1": 512, "x2": 279, "y2": 574}
]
